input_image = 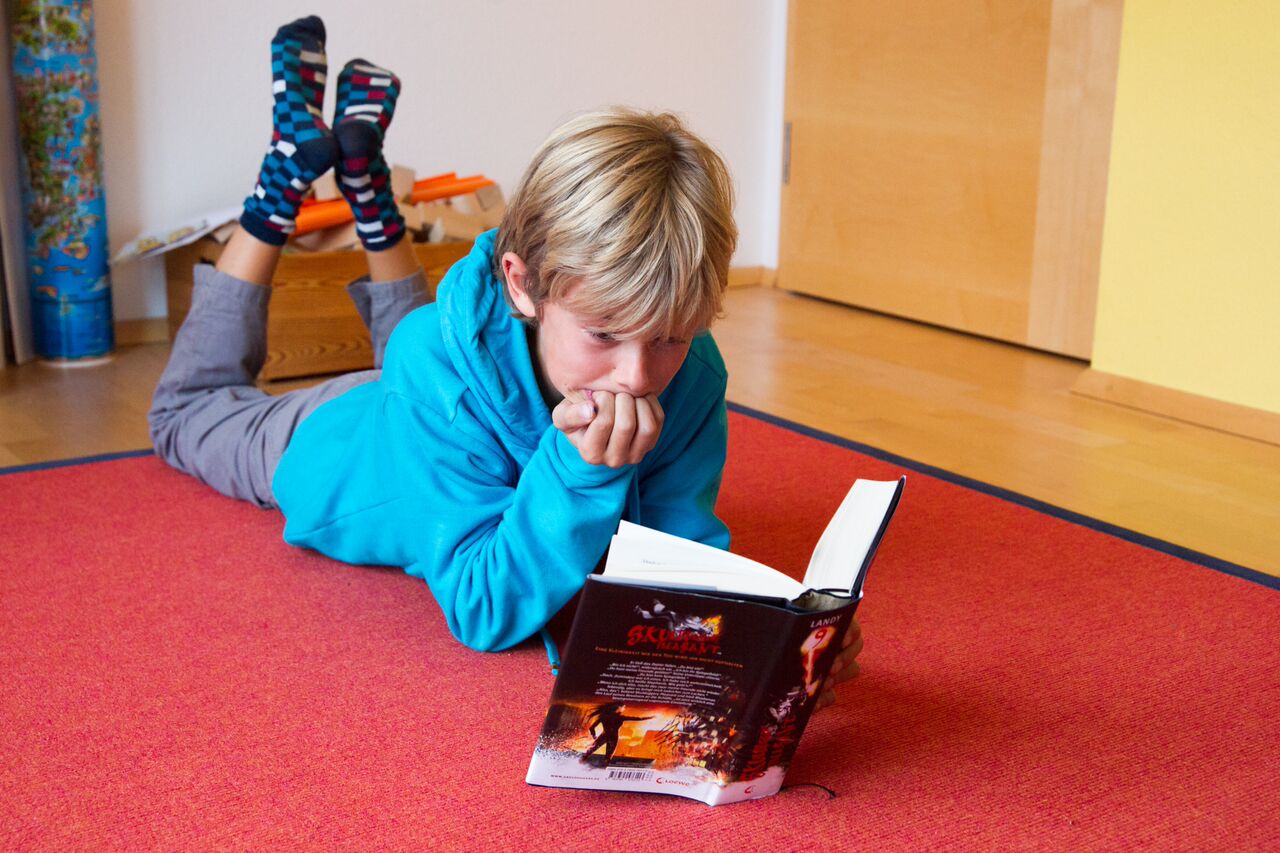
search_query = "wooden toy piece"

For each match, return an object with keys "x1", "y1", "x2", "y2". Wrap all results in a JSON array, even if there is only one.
[
  {"x1": 390, "y1": 164, "x2": 417, "y2": 202},
  {"x1": 310, "y1": 171, "x2": 341, "y2": 202},
  {"x1": 291, "y1": 221, "x2": 359, "y2": 253}
]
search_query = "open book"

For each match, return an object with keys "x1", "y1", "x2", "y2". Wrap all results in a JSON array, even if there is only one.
[{"x1": 526, "y1": 476, "x2": 905, "y2": 806}]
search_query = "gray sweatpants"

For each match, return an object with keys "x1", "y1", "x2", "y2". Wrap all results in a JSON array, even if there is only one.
[{"x1": 148, "y1": 262, "x2": 429, "y2": 509}]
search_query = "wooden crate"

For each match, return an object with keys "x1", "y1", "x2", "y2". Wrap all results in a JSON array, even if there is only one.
[{"x1": 165, "y1": 241, "x2": 472, "y2": 381}]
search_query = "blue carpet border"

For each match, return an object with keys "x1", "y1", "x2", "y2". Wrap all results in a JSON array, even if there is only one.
[
  {"x1": 0, "y1": 448, "x2": 154, "y2": 477},
  {"x1": 725, "y1": 401, "x2": 1278, "y2": 592}
]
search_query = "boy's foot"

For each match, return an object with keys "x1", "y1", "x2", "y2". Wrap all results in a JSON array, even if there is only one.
[
  {"x1": 333, "y1": 58, "x2": 406, "y2": 251},
  {"x1": 239, "y1": 15, "x2": 339, "y2": 246}
]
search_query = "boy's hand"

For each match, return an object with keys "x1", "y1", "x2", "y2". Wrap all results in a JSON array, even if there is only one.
[
  {"x1": 552, "y1": 390, "x2": 665, "y2": 468},
  {"x1": 814, "y1": 616, "x2": 863, "y2": 712}
]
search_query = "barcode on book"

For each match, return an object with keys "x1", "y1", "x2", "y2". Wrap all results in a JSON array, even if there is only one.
[{"x1": 607, "y1": 769, "x2": 654, "y2": 782}]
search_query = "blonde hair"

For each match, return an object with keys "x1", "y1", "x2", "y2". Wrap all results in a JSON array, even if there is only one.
[{"x1": 494, "y1": 108, "x2": 737, "y2": 340}]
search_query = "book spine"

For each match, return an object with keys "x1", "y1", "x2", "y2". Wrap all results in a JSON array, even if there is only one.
[
  {"x1": 730, "y1": 601, "x2": 858, "y2": 782},
  {"x1": 719, "y1": 616, "x2": 791, "y2": 783}
]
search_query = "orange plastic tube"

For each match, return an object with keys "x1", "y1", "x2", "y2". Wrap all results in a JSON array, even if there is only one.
[
  {"x1": 294, "y1": 200, "x2": 354, "y2": 235},
  {"x1": 409, "y1": 176, "x2": 495, "y2": 205},
  {"x1": 414, "y1": 172, "x2": 459, "y2": 190}
]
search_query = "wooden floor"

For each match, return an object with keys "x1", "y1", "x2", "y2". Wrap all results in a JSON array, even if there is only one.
[{"x1": 3, "y1": 285, "x2": 1278, "y2": 576}]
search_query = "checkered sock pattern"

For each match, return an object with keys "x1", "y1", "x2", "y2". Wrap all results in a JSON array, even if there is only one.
[
  {"x1": 239, "y1": 16, "x2": 338, "y2": 246},
  {"x1": 333, "y1": 59, "x2": 405, "y2": 251}
]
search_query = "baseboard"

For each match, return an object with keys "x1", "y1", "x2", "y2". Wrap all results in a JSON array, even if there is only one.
[
  {"x1": 1071, "y1": 368, "x2": 1280, "y2": 446},
  {"x1": 114, "y1": 318, "x2": 169, "y2": 346},
  {"x1": 727, "y1": 266, "x2": 777, "y2": 289}
]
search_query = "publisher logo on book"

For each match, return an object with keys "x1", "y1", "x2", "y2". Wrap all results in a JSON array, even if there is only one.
[{"x1": 626, "y1": 599, "x2": 723, "y2": 655}]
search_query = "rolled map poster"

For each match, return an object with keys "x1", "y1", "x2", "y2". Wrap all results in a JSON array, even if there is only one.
[{"x1": 9, "y1": 0, "x2": 113, "y2": 361}]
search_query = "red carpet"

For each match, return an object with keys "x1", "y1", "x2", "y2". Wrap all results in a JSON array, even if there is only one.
[{"x1": 2, "y1": 408, "x2": 1277, "y2": 849}]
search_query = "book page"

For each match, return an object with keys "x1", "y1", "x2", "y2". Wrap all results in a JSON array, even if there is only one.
[
  {"x1": 802, "y1": 478, "x2": 904, "y2": 594},
  {"x1": 602, "y1": 521, "x2": 807, "y2": 601}
]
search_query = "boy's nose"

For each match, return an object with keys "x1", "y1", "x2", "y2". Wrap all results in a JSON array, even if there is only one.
[{"x1": 613, "y1": 345, "x2": 653, "y2": 396}]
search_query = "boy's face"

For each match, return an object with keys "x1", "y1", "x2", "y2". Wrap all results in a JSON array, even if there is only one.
[
  {"x1": 532, "y1": 291, "x2": 692, "y2": 405},
  {"x1": 502, "y1": 252, "x2": 694, "y2": 406}
]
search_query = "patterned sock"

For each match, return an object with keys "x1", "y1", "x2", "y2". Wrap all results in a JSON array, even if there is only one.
[
  {"x1": 333, "y1": 58, "x2": 405, "y2": 251},
  {"x1": 239, "y1": 16, "x2": 338, "y2": 246}
]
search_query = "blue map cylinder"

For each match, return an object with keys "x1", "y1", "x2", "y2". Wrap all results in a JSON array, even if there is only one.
[{"x1": 9, "y1": 0, "x2": 113, "y2": 360}]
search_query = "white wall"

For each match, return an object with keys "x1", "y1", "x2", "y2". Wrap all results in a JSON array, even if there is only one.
[{"x1": 96, "y1": 0, "x2": 787, "y2": 320}]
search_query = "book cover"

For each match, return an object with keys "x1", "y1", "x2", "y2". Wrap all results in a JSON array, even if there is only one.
[
  {"x1": 525, "y1": 579, "x2": 856, "y2": 805},
  {"x1": 526, "y1": 475, "x2": 904, "y2": 806}
]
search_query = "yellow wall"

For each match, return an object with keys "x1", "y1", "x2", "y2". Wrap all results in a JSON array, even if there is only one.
[{"x1": 1092, "y1": 1, "x2": 1280, "y2": 414}]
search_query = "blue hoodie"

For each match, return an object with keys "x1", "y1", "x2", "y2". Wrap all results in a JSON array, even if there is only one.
[{"x1": 271, "y1": 230, "x2": 730, "y2": 652}]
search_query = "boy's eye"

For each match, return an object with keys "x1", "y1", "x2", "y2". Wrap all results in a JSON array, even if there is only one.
[{"x1": 585, "y1": 330, "x2": 688, "y2": 346}]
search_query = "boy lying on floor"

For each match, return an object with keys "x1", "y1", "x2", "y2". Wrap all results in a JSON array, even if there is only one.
[{"x1": 148, "y1": 15, "x2": 863, "y2": 708}]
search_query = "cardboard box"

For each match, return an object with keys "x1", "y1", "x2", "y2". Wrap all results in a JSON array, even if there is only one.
[{"x1": 165, "y1": 238, "x2": 472, "y2": 382}]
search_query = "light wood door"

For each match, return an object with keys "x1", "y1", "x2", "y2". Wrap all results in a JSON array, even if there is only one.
[{"x1": 778, "y1": 0, "x2": 1121, "y2": 358}]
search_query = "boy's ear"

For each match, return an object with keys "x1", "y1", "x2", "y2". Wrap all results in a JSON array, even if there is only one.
[{"x1": 501, "y1": 252, "x2": 538, "y2": 319}]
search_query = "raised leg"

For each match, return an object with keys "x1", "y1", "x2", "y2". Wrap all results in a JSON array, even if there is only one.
[
  {"x1": 217, "y1": 224, "x2": 283, "y2": 285},
  {"x1": 346, "y1": 266, "x2": 431, "y2": 368},
  {"x1": 332, "y1": 55, "x2": 428, "y2": 364},
  {"x1": 148, "y1": 16, "x2": 357, "y2": 508}
]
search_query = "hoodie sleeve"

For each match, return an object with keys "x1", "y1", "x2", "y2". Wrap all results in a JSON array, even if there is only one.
[{"x1": 390, "y1": 393, "x2": 635, "y2": 652}]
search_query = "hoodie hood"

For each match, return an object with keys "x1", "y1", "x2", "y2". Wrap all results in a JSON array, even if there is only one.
[{"x1": 436, "y1": 229, "x2": 551, "y2": 464}]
